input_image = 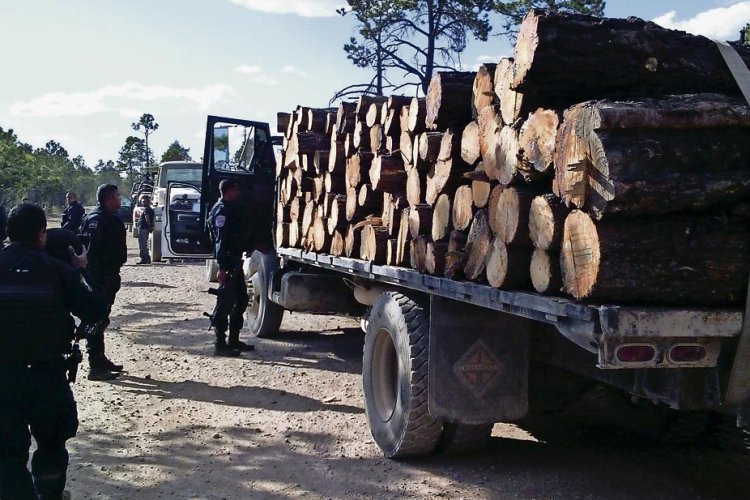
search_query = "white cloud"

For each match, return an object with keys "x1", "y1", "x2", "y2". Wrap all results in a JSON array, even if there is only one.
[
  {"x1": 10, "y1": 83, "x2": 235, "y2": 118},
  {"x1": 652, "y1": 1, "x2": 750, "y2": 40},
  {"x1": 249, "y1": 74, "x2": 278, "y2": 86},
  {"x1": 476, "y1": 54, "x2": 502, "y2": 63},
  {"x1": 229, "y1": 0, "x2": 340, "y2": 17},
  {"x1": 234, "y1": 64, "x2": 262, "y2": 75},
  {"x1": 282, "y1": 65, "x2": 308, "y2": 77}
]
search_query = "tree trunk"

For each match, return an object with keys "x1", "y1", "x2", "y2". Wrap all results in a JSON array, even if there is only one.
[
  {"x1": 425, "y1": 239, "x2": 448, "y2": 275},
  {"x1": 431, "y1": 193, "x2": 452, "y2": 242},
  {"x1": 560, "y1": 208, "x2": 750, "y2": 306},
  {"x1": 513, "y1": 9, "x2": 750, "y2": 109},
  {"x1": 360, "y1": 224, "x2": 389, "y2": 263},
  {"x1": 519, "y1": 108, "x2": 559, "y2": 175},
  {"x1": 451, "y1": 185, "x2": 474, "y2": 231},
  {"x1": 554, "y1": 95, "x2": 750, "y2": 219},
  {"x1": 463, "y1": 209, "x2": 491, "y2": 281},
  {"x1": 346, "y1": 152, "x2": 374, "y2": 189},
  {"x1": 369, "y1": 155, "x2": 407, "y2": 193},
  {"x1": 472, "y1": 64, "x2": 498, "y2": 117},
  {"x1": 408, "y1": 204, "x2": 433, "y2": 238},
  {"x1": 336, "y1": 102, "x2": 357, "y2": 134},
  {"x1": 530, "y1": 248, "x2": 562, "y2": 294},
  {"x1": 426, "y1": 71, "x2": 475, "y2": 130},
  {"x1": 486, "y1": 236, "x2": 532, "y2": 289},
  {"x1": 529, "y1": 194, "x2": 570, "y2": 250}
]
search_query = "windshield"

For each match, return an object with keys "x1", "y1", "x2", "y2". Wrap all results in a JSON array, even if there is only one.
[{"x1": 158, "y1": 167, "x2": 202, "y2": 187}]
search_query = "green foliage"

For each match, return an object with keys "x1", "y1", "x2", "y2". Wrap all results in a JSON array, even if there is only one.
[
  {"x1": 117, "y1": 136, "x2": 147, "y2": 183},
  {"x1": 337, "y1": 0, "x2": 604, "y2": 98},
  {"x1": 160, "y1": 140, "x2": 193, "y2": 162},
  {"x1": 0, "y1": 127, "x2": 122, "y2": 211},
  {"x1": 743, "y1": 23, "x2": 749, "y2": 45},
  {"x1": 131, "y1": 113, "x2": 159, "y2": 169},
  {"x1": 494, "y1": 0, "x2": 605, "y2": 35}
]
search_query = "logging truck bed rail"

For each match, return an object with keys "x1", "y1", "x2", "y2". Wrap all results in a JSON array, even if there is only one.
[{"x1": 276, "y1": 246, "x2": 744, "y2": 359}]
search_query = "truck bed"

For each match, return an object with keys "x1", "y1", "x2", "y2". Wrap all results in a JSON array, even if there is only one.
[{"x1": 276, "y1": 246, "x2": 743, "y2": 365}]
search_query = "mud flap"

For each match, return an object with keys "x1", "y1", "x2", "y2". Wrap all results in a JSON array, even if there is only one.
[{"x1": 428, "y1": 296, "x2": 530, "y2": 425}]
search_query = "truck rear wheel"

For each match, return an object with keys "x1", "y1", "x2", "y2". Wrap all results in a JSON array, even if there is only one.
[
  {"x1": 438, "y1": 422, "x2": 494, "y2": 454},
  {"x1": 363, "y1": 292, "x2": 442, "y2": 458},
  {"x1": 245, "y1": 251, "x2": 284, "y2": 338}
]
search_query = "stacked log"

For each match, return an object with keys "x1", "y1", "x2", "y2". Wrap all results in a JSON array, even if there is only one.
[{"x1": 274, "y1": 9, "x2": 750, "y2": 307}]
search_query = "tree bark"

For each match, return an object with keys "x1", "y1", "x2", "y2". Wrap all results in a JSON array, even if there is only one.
[
  {"x1": 360, "y1": 224, "x2": 389, "y2": 263},
  {"x1": 346, "y1": 152, "x2": 374, "y2": 189},
  {"x1": 344, "y1": 224, "x2": 361, "y2": 258},
  {"x1": 463, "y1": 209, "x2": 491, "y2": 281},
  {"x1": 277, "y1": 112, "x2": 291, "y2": 134},
  {"x1": 369, "y1": 154, "x2": 407, "y2": 193},
  {"x1": 336, "y1": 102, "x2": 357, "y2": 134},
  {"x1": 426, "y1": 71, "x2": 476, "y2": 130},
  {"x1": 554, "y1": 95, "x2": 750, "y2": 219},
  {"x1": 408, "y1": 98, "x2": 426, "y2": 133},
  {"x1": 425, "y1": 239, "x2": 448, "y2": 276},
  {"x1": 560, "y1": 208, "x2": 750, "y2": 306}
]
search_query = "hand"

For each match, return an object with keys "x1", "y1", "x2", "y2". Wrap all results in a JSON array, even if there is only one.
[
  {"x1": 68, "y1": 245, "x2": 88, "y2": 269},
  {"x1": 217, "y1": 269, "x2": 227, "y2": 286}
]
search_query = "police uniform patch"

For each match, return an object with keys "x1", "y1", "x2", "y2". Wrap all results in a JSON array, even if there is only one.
[
  {"x1": 215, "y1": 215, "x2": 226, "y2": 228},
  {"x1": 80, "y1": 273, "x2": 93, "y2": 292},
  {"x1": 88, "y1": 220, "x2": 98, "y2": 229}
]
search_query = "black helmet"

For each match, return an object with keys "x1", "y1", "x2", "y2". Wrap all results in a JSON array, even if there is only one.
[{"x1": 45, "y1": 228, "x2": 83, "y2": 265}]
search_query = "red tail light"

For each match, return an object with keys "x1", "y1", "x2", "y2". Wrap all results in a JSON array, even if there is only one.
[
  {"x1": 668, "y1": 345, "x2": 706, "y2": 363},
  {"x1": 615, "y1": 344, "x2": 656, "y2": 363}
]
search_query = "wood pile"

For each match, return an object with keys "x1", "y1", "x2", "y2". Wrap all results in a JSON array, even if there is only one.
[{"x1": 274, "y1": 9, "x2": 750, "y2": 307}]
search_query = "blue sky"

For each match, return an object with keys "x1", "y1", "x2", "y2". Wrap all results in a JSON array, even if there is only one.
[{"x1": 0, "y1": 0, "x2": 748, "y2": 166}]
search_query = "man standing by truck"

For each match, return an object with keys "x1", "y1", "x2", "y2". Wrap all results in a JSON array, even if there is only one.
[
  {"x1": 208, "y1": 179, "x2": 254, "y2": 357},
  {"x1": 136, "y1": 196, "x2": 154, "y2": 265},
  {"x1": 78, "y1": 184, "x2": 127, "y2": 380},
  {"x1": 61, "y1": 191, "x2": 85, "y2": 232}
]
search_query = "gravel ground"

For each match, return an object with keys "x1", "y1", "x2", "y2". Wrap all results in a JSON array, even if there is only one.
[{"x1": 61, "y1": 236, "x2": 750, "y2": 499}]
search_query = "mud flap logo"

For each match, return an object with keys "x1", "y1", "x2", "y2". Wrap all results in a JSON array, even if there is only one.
[{"x1": 453, "y1": 339, "x2": 502, "y2": 399}]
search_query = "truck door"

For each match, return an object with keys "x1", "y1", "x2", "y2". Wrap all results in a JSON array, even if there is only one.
[
  {"x1": 163, "y1": 181, "x2": 213, "y2": 258},
  {"x1": 200, "y1": 115, "x2": 277, "y2": 255}
]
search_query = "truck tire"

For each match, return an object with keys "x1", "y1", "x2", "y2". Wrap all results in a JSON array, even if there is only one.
[
  {"x1": 150, "y1": 230, "x2": 162, "y2": 262},
  {"x1": 206, "y1": 259, "x2": 219, "y2": 283},
  {"x1": 437, "y1": 423, "x2": 494, "y2": 454},
  {"x1": 363, "y1": 292, "x2": 442, "y2": 458},
  {"x1": 245, "y1": 251, "x2": 284, "y2": 338}
]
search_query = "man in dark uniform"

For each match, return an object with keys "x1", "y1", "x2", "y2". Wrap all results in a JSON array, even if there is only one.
[
  {"x1": 78, "y1": 184, "x2": 127, "y2": 380},
  {"x1": 60, "y1": 192, "x2": 85, "y2": 233},
  {"x1": 136, "y1": 196, "x2": 154, "y2": 265},
  {"x1": 208, "y1": 179, "x2": 254, "y2": 356},
  {"x1": 0, "y1": 203, "x2": 107, "y2": 499}
]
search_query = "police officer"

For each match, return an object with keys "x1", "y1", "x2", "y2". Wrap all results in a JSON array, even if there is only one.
[
  {"x1": 60, "y1": 192, "x2": 85, "y2": 233},
  {"x1": 78, "y1": 184, "x2": 127, "y2": 380},
  {"x1": 208, "y1": 179, "x2": 254, "y2": 356},
  {"x1": 0, "y1": 203, "x2": 107, "y2": 500}
]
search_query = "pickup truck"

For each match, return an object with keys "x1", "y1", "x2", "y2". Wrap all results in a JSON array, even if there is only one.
[{"x1": 161, "y1": 115, "x2": 750, "y2": 458}]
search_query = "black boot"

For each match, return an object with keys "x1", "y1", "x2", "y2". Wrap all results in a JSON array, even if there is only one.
[
  {"x1": 100, "y1": 355, "x2": 124, "y2": 372},
  {"x1": 214, "y1": 340, "x2": 241, "y2": 357},
  {"x1": 228, "y1": 331, "x2": 255, "y2": 352},
  {"x1": 88, "y1": 354, "x2": 119, "y2": 381}
]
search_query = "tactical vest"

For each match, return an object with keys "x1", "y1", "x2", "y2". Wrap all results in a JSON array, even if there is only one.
[{"x1": 0, "y1": 248, "x2": 72, "y2": 366}]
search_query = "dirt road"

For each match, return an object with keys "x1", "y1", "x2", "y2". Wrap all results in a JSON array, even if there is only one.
[{"x1": 64, "y1": 237, "x2": 750, "y2": 499}]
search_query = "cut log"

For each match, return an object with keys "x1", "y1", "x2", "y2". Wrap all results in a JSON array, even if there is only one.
[
  {"x1": 325, "y1": 110, "x2": 337, "y2": 136},
  {"x1": 494, "y1": 58, "x2": 523, "y2": 125},
  {"x1": 356, "y1": 95, "x2": 388, "y2": 121},
  {"x1": 370, "y1": 124, "x2": 384, "y2": 152},
  {"x1": 406, "y1": 168, "x2": 424, "y2": 208},
  {"x1": 471, "y1": 163, "x2": 491, "y2": 208},
  {"x1": 472, "y1": 63, "x2": 498, "y2": 117},
  {"x1": 444, "y1": 230, "x2": 468, "y2": 279},
  {"x1": 336, "y1": 102, "x2": 357, "y2": 135},
  {"x1": 275, "y1": 222, "x2": 298, "y2": 248},
  {"x1": 407, "y1": 97, "x2": 426, "y2": 133},
  {"x1": 324, "y1": 171, "x2": 346, "y2": 194},
  {"x1": 431, "y1": 193, "x2": 452, "y2": 242},
  {"x1": 554, "y1": 95, "x2": 750, "y2": 219},
  {"x1": 529, "y1": 194, "x2": 571, "y2": 250},
  {"x1": 408, "y1": 204, "x2": 433, "y2": 238},
  {"x1": 460, "y1": 121, "x2": 481, "y2": 165},
  {"x1": 360, "y1": 224, "x2": 389, "y2": 263},
  {"x1": 344, "y1": 133, "x2": 356, "y2": 158},
  {"x1": 451, "y1": 185, "x2": 474, "y2": 231},
  {"x1": 418, "y1": 131, "x2": 444, "y2": 163},
  {"x1": 486, "y1": 185, "x2": 505, "y2": 236},
  {"x1": 370, "y1": 154, "x2": 407, "y2": 193},
  {"x1": 366, "y1": 102, "x2": 383, "y2": 128},
  {"x1": 357, "y1": 183, "x2": 383, "y2": 214},
  {"x1": 463, "y1": 209, "x2": 491, "y2": 281},
  {"x1": 328, "y1": 141, "x2": 346, "y2": 173},
  {"x1": 425, "y1": 128, "x2": 471, "y2": 204},
  {"x1": 306, "y1": 108, "x2": 332, "y2": 133},
  {"x1": 519, "y1": 108, "x2": 559, "y2": 175},
  {"x1": 386, "y1": 239, "x2": 399, "y2": 266},
  {"x1": 330, "y1": 230, "x2": 345, "y2": 256},
  {"x1": 492, "y1": 186, "x2": 537, "y2": 246},
  {"x1": 345, "y1": 151, "x2": 374, "y2": 188},
  {"x1": 513, "y1": 9, "x2": 750, "y2": 109},
  {"x1": 327, "y1": 195, "x2": 348, "y2": 235},
  {"x1": 396, "y1": 208, "x2": 411, "y2": 265},
  {"x1": 345, "y1": 186, "x2": 361, "y2": 221},
  {"x1": 314, "y1": 150, "x2": 329, "y2": 175},
  {"x1": 301, "y1": 201, "x2": 317, "y2": 238},
  {"x1": 477, "y1": 105, "x2": 503, "y2": 159},
  {"x1": 277, "y1": 112, "x2": 291, "y2": 134},
  {"x1": 312, "y1": 217, "x2": 331, "y2": 253},
  {"x1": 426, "y1": 71, "x2": 475, "y2": 130},
  {"x1": 425, "y1": 239, "x2": 448, "y2": 275},
  {"x1": 399, "y1": 130, "x2": 414, "y2": 168},
  {"x1": 344, "y1": 224, "x2": 361, "y2": 258},
  {"x1": 353, "y1": 120, "x2": 371, "y2": 151},
  {"x1": 560, "y1": 208, "x2": 750, "y2": 306},
  {"x1": 484, "y1": 126, "x2": 519, "y2": 185},
  {"x1": 530, "y1": 248, "x2": 562, "y2": 294},
  {"x1": 486, "y1": 236, "x2": 532, "y2": 289}
]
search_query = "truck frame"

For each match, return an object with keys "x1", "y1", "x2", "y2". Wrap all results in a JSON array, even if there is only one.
[{"x1": 181, "y1": 115, "x2": 750, "y2": 458}]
